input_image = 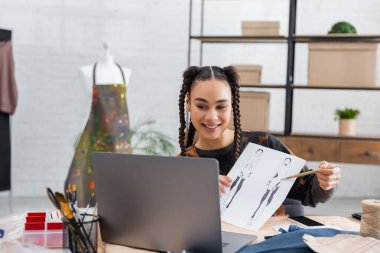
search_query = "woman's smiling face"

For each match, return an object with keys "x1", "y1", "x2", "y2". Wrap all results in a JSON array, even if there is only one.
[{"x1": 187, "y1": 78, "x2": 232, "y2": 145}]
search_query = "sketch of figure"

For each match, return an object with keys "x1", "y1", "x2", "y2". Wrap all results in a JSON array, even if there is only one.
[
  {"x1": 220, "y1": 148, "x2": 264, "y2": 214},
  {"x1": 247, "y1": 157, "x2": 291, "y2": 225}
]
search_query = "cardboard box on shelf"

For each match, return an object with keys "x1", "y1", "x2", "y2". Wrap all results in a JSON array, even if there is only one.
[
  {"x1": 308, "y1": 42, "x2": 377, "y2": 87},
  {"x1": 229, "y1": 91, "x2": 269, "y2": 131},
  {"x1": 234, "y1": 65, "x2": 262, "y2": 86},
  {"x1": 241, "y1": 21, "x2": 280, "y2": 36}
]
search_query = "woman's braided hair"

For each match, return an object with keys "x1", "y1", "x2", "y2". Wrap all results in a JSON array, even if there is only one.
[{"x1": 178, "y1": 66, "x2": 242, "y2": 162}]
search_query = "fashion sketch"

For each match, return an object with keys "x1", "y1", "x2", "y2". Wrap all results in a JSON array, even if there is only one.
[
  {"x1": 247, "y1": 157, "x2": 291, "y2": 225},
  {"x1": 220, "y1": 148, "x2": 264, "y2": 214}
]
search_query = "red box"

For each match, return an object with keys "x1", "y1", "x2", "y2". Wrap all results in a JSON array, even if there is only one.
[
  {"x1": 23, "y1": 210, "x2": 66, "y2": 248},
  {"x1": 26, "y1": 216, "x2": 46, "y2": 223},
  {"x1": 27, "y1": 212, "x2": 46, "y2": 217},
  {"x1": 47, "y1": 222, "x2": 64, "y2": 230},
  {"x1": 25, "y1": 222, "x2": 45, "y2": 231}
]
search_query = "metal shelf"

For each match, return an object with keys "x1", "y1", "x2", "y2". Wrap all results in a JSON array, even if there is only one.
[
  {"x1": 273, "y1": 132, "x2": 380, "y2": 141},
  {"x1": 292, "y1": 85, "x2": 380, "y2": 91},
  {"x1": 240, "y1": 85, "x2": 286, "y2": 89},
  {"x1": 240, "y1": 85, "x2": 380, "y2": 90},
  {"x1": 190, "y1": 35, "x2": 288, "y2": 43},
  {"x1": 190, "y1": 35, "x2": 380, "y2": 44},
  {"x1": 294, "y1": 34, "x2": 380, "y2": 43}
]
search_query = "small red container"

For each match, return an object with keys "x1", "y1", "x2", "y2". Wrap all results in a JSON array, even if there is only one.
[
  {"x1": 27, "y1": 212, "x2": 46, "y2": 217},
  {"x1": 23, "y1": 210, "x2": 66, "y2": 248},
  {"x1": 47, "y1": 222, "x2": 64, "y2": 230},
  {"x1": 26, "y1": 216, "x2": 46, "y2": 223},
  {"x1": 24, "y1": 222, "x2": 45, "y2": 231}
]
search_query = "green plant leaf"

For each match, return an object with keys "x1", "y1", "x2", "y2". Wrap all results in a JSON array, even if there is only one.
[
  {"x1": 328, "y1": 21, "x2": 357, "y2": 34},
  {"x1": 129, "y1": 118, "x2": 177, "y2": 156},
  {"x1": 334, "y1": 107, "x2": 360, "y2": 120}
]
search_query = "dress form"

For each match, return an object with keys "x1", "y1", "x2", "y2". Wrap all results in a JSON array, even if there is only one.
[
  {"x1": 67, "y1": 41, "x2": 132, "y2": 207},
  {"x1": 80, "y1": 41, "x2": 131, "y2": 93},
  {"x1": 78, "y1": 41, "x2": 131, "y2": 132}
]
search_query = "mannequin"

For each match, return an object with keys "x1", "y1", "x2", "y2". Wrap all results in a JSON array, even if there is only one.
[
  {"x1": 65, "y1": 41, "x2": 132, "y2": 207},
  {"x1": 80, "y1": 41, "x2": 131, "y2": 93},
  {"x1": 77, "y1": 41, "x2": 132, "y2": 133}
]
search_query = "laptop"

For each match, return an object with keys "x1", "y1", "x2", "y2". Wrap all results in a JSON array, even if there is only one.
[{"x1": 92, "y1": 153, "x2": 257, "y2": 253}]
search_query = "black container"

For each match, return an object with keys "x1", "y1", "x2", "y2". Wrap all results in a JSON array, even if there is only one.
[{"x1": 63, "y1": 215, "x2": 99, "y2": 253}]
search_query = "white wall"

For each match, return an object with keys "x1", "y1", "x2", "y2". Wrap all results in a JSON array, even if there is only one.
[{"x1": 0, "y1": 0, "x2": 379, "y2": 197}]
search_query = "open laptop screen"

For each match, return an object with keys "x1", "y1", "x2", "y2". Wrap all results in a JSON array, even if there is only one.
[{"x1": 93, "y1": 153, "x2": 223, "y2": 253}]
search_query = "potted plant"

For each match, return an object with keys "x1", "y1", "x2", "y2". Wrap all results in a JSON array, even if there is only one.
[{"x1": 335, "y1": 107, "x2": 360, "y2": 136}]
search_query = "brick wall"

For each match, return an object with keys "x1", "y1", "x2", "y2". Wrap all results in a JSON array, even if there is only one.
[{"x1": 0, "y1": 0, "x2": 379, "y2": 197}]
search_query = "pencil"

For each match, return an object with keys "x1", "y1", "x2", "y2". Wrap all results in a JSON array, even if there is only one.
[{"x1": 282, "y1": 165, "x2": 337, "y2": 180}]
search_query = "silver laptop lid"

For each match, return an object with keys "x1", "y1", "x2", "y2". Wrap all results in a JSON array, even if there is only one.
[{"x1": 93, "y1": 153, "x2": 222, "y2": 253}]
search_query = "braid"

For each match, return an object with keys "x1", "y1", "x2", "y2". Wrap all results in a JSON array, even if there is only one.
[
  {"x1": 186, "y1": 122, "x2": 196, "y2": 147},
  {"x1": 178, "y1": 87, "x2": 187, "y2": 156},
  {"x1": 232, "y1": 88, "x2": 242, "y2": 162},
  {"x1": 179, "y1": 66, "x2": 200, "y2": 156},
  {"x1": 223, "y1": 66, "x2": 242, "y2": 162}
]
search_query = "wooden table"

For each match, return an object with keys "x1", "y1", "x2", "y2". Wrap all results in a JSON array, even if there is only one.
[{"x1": 102, "y1": 216, "x2": 360, "y2": 253}]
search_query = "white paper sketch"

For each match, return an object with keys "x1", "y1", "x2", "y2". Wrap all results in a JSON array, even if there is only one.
[
  {"x1": 247, "y1": 157, "x2": 291, "y2": 225},
  {"x1": 220, "y1": 143, "x2": 305, "y2": 231},
  {"x1": 220, "y1": 148, "x2": 263, "y2": 215}
]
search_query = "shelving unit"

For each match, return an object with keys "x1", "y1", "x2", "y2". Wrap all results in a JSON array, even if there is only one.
[{"x1": 187, "y1": 0, "x2": 380, "y2": 164}]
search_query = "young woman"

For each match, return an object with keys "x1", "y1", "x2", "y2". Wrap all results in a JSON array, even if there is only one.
[{"x1": 178, "y1": 66, "x2": 341, "y2": 216}]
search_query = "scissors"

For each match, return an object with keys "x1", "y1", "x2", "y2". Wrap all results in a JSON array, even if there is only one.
[
  {"x1": 47, "y1": 188, "x2": 89, "y2": 252},
  {"x1": 55, "y1": 191, "x2": 95, "y2": 253},
  {"x1": 46, "y1": 187, "x2": 61, "y2": 210}
]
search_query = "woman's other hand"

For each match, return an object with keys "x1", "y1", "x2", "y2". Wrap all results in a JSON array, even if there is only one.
[
  {"x1": 317, "y1": 161, "x2": 341, "y2": 191},
  {"x1": 219, "y1": 175, "x2": 232, "y2": 193}
]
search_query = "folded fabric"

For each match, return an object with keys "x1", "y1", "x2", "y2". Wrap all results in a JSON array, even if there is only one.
[
  {"x1": 238, "y1": 228, "x2": 359, "y2": 253},
  {"x1": 279, "y1": 224, "x2": 304, "y2": 234}
]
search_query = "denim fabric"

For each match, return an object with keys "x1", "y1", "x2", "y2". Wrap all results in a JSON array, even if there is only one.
[{"x1": 238, "y1": 228, "x2": 359, "y2": 253}]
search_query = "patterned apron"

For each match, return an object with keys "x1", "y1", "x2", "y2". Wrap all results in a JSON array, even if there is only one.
[{"x1": 65, "y1": 63, "x2": 131, "y2": 207}]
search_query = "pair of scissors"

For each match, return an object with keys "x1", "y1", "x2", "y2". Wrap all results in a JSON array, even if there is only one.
[
  {"x1": 47, "y1": 188, "x2": 90, "y2": 252},
  {"x1": 46, "y1": 187, "x2": 61, "y2": 210},
  {"x1": 55, "y1": 191, "x2": 96, "y2": 253}
]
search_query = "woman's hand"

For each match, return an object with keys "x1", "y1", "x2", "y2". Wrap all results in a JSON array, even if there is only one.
[
  {"x1": 219, "y1": 175, "x2": 232, "y2": 193},
  {"x1": 317, "y1": 161, "x2": 341, "y2": 191}
]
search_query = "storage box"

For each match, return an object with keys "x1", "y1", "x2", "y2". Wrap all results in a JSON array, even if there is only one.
[
  {"x1": 229, "y1": 91, "x2": 270, "y2": 131},
  {"x1": 234, "y1": 65, "x2": 262, "y2": 86},
  {"x1": 308, "y1": 42, "x2": 377, "y2": 87},
  {"x1": 23, "y1": 211, "x2": 67, "y2": 248},
  {"x1": 241, "y1": 21, "x2": 280, "y2": 36}
]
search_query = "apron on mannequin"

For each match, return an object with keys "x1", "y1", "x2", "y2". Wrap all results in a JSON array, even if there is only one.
[{"x1": 65, "y1": 63, "x2": 131, "y2": 207}]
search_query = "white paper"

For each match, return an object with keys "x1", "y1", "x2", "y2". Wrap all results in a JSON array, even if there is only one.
[{"x1": 220, "y1": 143, "x2": 305, "y2": 231}]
